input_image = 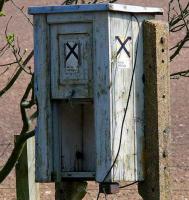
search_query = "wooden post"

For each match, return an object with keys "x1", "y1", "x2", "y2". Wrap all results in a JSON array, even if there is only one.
[
  {"x1": 138, "y1": 20, "x2": 171, "y2": 200},
  {"x1": 55, "y1": 181, "x2": 87, "y2": 200},
  {"x1": 15, "y1": 136, "x2": 40, "y2": 200}
]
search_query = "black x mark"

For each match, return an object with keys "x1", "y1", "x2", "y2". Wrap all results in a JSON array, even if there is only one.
[
  {"x1": 65, "y1": 42, "x2": 79, "y2": 61},
  {"x1": 116, "y1": 36, "x2": 132, "y2": 58}
]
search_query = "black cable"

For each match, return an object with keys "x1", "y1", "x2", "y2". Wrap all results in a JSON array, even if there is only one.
[
  {"x1": 119, "y1": 181, "x2": 138, "y2": 189},
  {"x1": 117, "y1": 15, "x2": 141, "y2": 191},
  {"x1": 97, "y1": 14, "x2": 140, "y2": 200},
  {"x1": 96, "y1": 191, "x2": 100, "y2": 200},
  {"x1": 102, "y1": 14, "x2": 140, "y2": 183}
]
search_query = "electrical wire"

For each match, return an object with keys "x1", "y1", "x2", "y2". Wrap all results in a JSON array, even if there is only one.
[
  {"x1": 103, "y1": 13, "x2": 140, "y2": 183},
  {"x1": 119, "y1": 181, "x2": 138, "y2": 189},
  {"x1": 96, "y1": 192, "x2": 100, "y2": 200},
  {"x1": 97, "y1": 14, "x2": 140, "y2": 199}
]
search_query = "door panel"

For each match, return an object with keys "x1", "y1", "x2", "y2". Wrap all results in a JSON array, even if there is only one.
[{"x1": 50, "y1": 23, "x2": 93, "y2": 99}]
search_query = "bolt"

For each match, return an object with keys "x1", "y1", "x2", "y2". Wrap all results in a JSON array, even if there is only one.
[
  {"x1": 163, "y1": 151, "x2": 167, "y2": 158},
  {"x1": 160, "y1": 37, "x2": 165, "y2": 44},
  {"x1": 163, "y1": 127, "x2": 170, "y2": 135}
]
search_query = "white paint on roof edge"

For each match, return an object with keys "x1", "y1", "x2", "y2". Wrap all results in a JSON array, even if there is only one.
[{"x1": 28, "y1": 3, "x2": 163, "y2": 15}]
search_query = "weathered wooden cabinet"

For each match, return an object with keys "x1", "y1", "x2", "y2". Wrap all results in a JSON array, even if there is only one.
[{"x1": 28, "y1": 3, "x2": 163, "y2": 183}]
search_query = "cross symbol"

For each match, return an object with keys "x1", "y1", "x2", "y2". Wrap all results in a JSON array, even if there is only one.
[
  {"x1": 65, "y1": 42, "x2": 79, "y2": 61},
  {"x1": 116, "y1": 36, "x2": 132, "y2": 58}
]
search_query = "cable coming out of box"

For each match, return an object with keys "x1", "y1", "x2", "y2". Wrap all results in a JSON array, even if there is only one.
[{"x1": 96, "y1": 14, "x2": 140, "y2": 199}]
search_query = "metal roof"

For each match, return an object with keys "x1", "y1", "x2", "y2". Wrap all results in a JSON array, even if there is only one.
[{"x1": 28, "y1": 3, "x2": 163, "y2": 15}]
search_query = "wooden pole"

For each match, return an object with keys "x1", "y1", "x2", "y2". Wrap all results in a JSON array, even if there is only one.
[
  {"x1": 55, "y1": 181, "x2": 87, "y2": 200},
  {"x1": 15, "y1": 136, "x2": 40, "y2": 200},
  {"x1": 138, "y1": 20, "x2": 171, "y2": 200}
]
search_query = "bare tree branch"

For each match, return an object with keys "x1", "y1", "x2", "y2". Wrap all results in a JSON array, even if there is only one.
[
  {"x1": 169, "y1": 0, "x2": 189, "y2": 67},
  {"x1": 170, "y1": 33, "x2": 189, "y2": 61},
  {"x1": 0, "y1": 61, "x2": 19, "y2": 67},
  {"x1": 0, "y1": 130, "x2": 35, "y2": 183},
  {"x1": 171, "y1": 69, "x2": 189, "y2": 79},
  {"x1": 169, "y1": 2, "x2": 189, "y2": 28},
  {"x1": 0, "y1": 66, "x2": 9, "y2": 76},
  {"x1": 0, "y1": 50, "x2": 34, "y2": 97},
  {"x1": 0, "y1": 75, "x2": 36, "y2": 183},
  {"x1": 10, "y1": 0, "x2": 33, "y2": 25},
  {"x1": 177, "y1": 0, "x2": 189, "y2": 32}
]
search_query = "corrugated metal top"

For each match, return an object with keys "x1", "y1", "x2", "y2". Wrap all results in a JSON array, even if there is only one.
[{"x1": 28, "y1": 3, "x2": 163, "y2": 15}]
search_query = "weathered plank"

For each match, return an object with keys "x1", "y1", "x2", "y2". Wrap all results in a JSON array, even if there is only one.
[
  {"x1": 28, "y1": 4, "x2": 163, "y2": 15},
  {"x1": 47, "y1": 13, "x2": 93, "y2": 24},
  {"x1": 109, "y1": 12, "x2": 135, "y2": 182},
  {"x1": 50, "y1": 22, "x2": 93, "y2": 99},
  {"x1": 132, "y1": 15, "x2": 153, "y2": 181},
  {"x1": 15, "y1": 136, "x2": 39, "y2": 200},
  {"x1": 93, "y1": 12, "x2": 111, "y2": 182},
  {"x1": 138, "y1": 20, "x2": 171, "y2": 200},
  {"x1": 34, "y1": 14, "x2": 53, "y2": 182}
]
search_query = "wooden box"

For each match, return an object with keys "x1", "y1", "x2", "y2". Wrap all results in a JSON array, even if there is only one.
[{"x1": 28, "y1": 3, "x2": 163, "y2": 183}]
